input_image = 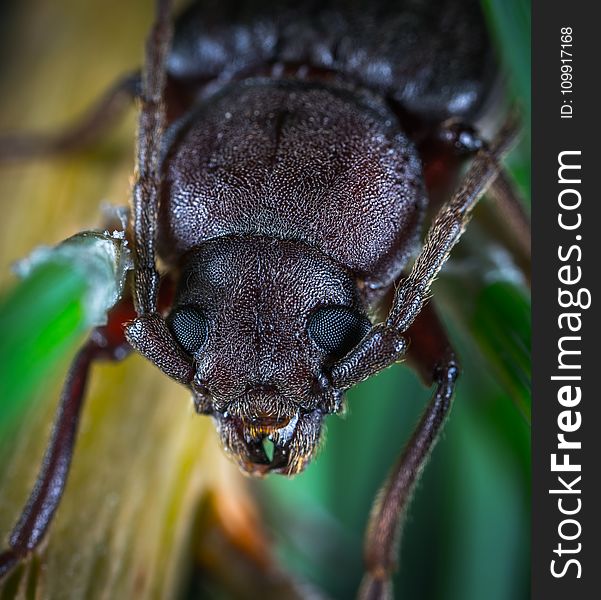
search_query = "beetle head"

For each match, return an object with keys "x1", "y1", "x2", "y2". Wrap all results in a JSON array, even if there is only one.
[{"x1": 130, "y1": 236, "x2": 371, "y2": 476}]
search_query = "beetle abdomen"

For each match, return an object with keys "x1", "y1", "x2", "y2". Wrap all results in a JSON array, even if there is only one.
[
  {"x1": 168, "y1": 0, "x2": 494, "y2": 121},
  {"x1": 159, "y1": 79, "x2": 425, "y2": 292}
]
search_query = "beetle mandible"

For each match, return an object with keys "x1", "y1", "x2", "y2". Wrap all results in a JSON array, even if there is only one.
[{"x1": 0, "y1": 0, "x2": 527, "y2": 597}]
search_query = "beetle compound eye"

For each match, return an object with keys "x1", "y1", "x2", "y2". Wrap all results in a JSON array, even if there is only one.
[
  {"x1": 307, "y1": 306, "x2": 371, "y2": 357},
  {"x1": 168, "y1": 306, "x2": 209, "y2": 355}
]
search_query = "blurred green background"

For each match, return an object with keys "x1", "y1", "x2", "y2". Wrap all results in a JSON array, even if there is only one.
[{"x1": 0, "y1": 0, "x2": 530, "y2": 598}]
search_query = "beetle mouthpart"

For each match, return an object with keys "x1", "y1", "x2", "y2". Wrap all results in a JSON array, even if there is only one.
[
  {"x1": 240, "y1": 434, "x2": 291, "y2": 476},
  {"x1": 246, "y1": 412, "x2": 293, "y2": 437},
  {"x1": 215, "y1": 409, "x2": 323, "y2": 477}
]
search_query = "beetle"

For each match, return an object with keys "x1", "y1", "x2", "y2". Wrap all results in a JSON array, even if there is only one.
[{"x1": 0, "y1": 0, "x2": 529, "y2": 597}]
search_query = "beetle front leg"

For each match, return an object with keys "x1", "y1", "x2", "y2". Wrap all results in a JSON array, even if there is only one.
[
  {"x1": 328, "y1": 114, "x2": 521, "y2": 599},
  {"x1": 332, "y1": 113, "x2": 521, "y2": 391},
  {"x1": 358, "y1": 303, "x2": 459, "y2": 600},
  {"x1": 0, "y1": 343, "x2": 95, "y2": 578},
  {"x1": 427, "y1": 117, "x2": 531, "y2": 281},
  {"x1": 387, "y1": 113, "x2": 520, "y2": 334},
  {"x1": 0, "y1": 299, "x2": 133, "y2": 581}
]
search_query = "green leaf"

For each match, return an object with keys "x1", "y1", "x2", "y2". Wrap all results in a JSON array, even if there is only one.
[
  {"x1": 472, "y1": 281, "x2": 531, "y2": 422},
  {"x1": 0, "y1": 232, "x2": 132, "y2": 436}
]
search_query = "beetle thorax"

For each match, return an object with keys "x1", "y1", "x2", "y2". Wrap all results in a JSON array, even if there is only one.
[{"x1": 159, "y1": 79, "x2": 426, "y2": 299}]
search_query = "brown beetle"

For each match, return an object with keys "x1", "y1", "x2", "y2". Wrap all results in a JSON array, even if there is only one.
[{"x1": 0, "y1": 0, "x2": 528, "y2": 597}]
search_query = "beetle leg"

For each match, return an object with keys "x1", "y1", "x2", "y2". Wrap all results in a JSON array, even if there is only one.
[
  {"x1": 0, "y1": 72, "x2": 140, "y2": 163},
  {"x1": 358, "y1": 303, "x2": 458, "y2": 600},
  {"x1": 387, "y1": 113, "x2": 520, "y2": 333},
  {"x1": 131, "y1": 0, "x2": 173, "y2": 316},
  {"x1": 0, "y1": 327, "x2": 131, "y2": 580},
  {"x1": 0, "y1": 293, "x2": 135, "y2": 580},
  {"x1": 423, "y1": 118, "x2": 531, "y2": 281},
  {"x1": 331, "y1": 113, "x2": 521, "y2": 390}
]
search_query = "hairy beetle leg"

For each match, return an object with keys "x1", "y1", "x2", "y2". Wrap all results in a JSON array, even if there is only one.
[
  {"x1": 347, "y1": 115, "x2": 520, "y2": 599},
  {"x1": 359, "y1": 303, "x2": 459, "y2": 600},
  {"x1": 0, "y1": 342, "x2": 100, "y2": 579},
  {"x1": 419, "y1": 116, "x2": 530, "y2": 284},
  {"x1": 0, "y1": 298, "x2": 134, "y2": 580},
  {"x1": 387, "y1": 113, "x2": 521, "y2": 334},
  {"x1": 425, "y1": 117, "x2": 531, "y2": 283}
]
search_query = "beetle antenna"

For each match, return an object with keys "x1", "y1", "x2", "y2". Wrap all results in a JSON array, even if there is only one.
[{"x1": 131, "y1": 0, "x2": 174, "y2": 315}]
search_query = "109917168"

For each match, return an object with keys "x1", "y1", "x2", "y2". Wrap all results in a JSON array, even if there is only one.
[{"x1": 0, "y1": 0, "x2": 530, "y2": 598}]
